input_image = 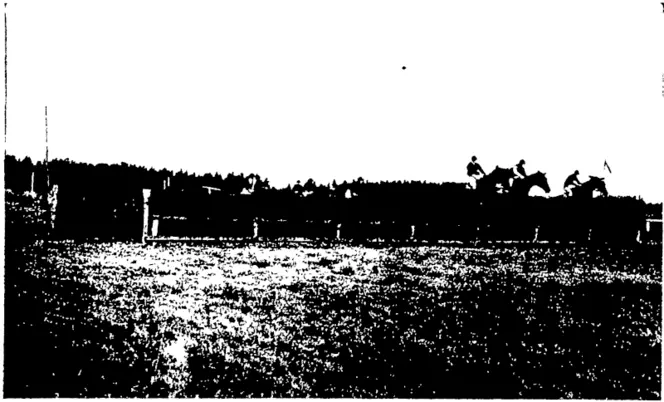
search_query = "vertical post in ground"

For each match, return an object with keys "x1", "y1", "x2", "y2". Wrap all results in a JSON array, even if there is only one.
[
  {"x1": 47, "y1": 184, "x2": 58, "y2": 234},
  {"x1": 253, "y1": 219, "x2": 259, "y2": 240},
  {"x1": 336, "y1": 223, "x2": 341, "y2": 241},
  {"x1": 533, "y1": 226, "x2": 540, "y2": 243},
  {"x1": 45, "y1": 106, "x2": 49, "y2": 189},
  {"x1": 142, "y1": 189, "x2": 151, "y2": 243},
  {"x1": 410, "y1": 225, "x2": 416, "y2": 241},
  {"x1": 4, "y1": 3, "x2": 7, "y2": 157},
  {"x1": 151, "y1": 217, "x2": 159, "y2": 238}
]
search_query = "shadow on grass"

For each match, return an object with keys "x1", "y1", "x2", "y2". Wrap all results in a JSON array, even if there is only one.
[{"x1": 4, "y1": 194, "x2": 170, "y2": 397}]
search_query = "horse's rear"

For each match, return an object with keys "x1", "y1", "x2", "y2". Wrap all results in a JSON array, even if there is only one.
[{"x1": 573, "y1": 176, "x2": 607, "y2": 198}]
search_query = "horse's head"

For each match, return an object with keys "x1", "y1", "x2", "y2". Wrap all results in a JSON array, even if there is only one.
[{"x1": 532, "y1": 171, "x2": 551, "y2": 193}]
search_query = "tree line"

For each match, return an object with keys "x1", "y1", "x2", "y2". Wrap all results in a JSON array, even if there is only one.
[{"x1": 4, "y1": 155, "x2": 661, "y2": 244}]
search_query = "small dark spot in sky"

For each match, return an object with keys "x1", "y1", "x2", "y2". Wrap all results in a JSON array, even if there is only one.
[{"x1": 402, "y1": 66, "x2": 406, "y2": 70}]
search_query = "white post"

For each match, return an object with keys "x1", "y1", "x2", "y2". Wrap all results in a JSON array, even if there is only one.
[
  {"x1": 45, "y1": 106, "x2": 49, "y2": 189},
  {"x1": 533, "y1": 226, "x2": 539, "y2": 243},
  {"x1": 47, "y1": 184, "x2": 58, "y2": 231},
  {"x1": 151, "y1": 218, "x2": 159, "y2": 238},
  {"x1": 142, "y1": 189, "x2": 151, "y2": 243},
  {"x1": 410, "y1": 225, "x2": 416, "y2": 240},
  {"x1": 30, "y1": 171, "x2": 34, "y2": 193},
  {"x1": 253, "y1": 219, "x2": 259, "y2": 239},
  {"x1": 336, "y1": 223, "x2": 341, "y2": 240}
]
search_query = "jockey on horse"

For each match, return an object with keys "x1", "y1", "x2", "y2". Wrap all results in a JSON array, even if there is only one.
[
  {"x1": 563, "y1": 170, "x2": 582, "y2": 197},
  {"x1": 466, "y1": 156, "x2": 486, "y2": 190},
  {"x1": 509, "y1": 159, "x2": 526, "y2": 188}
]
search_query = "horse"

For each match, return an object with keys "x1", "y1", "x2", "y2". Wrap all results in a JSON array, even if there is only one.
[
  {"x1": 571, "y1": 176, "x2": 608, "y2": 198},
  {"x1": 476, "y1": 166, "x2": 513, "y2": 194},
  {"x1": 511, "y1": 171, "x2": 551, "y2": 197}
]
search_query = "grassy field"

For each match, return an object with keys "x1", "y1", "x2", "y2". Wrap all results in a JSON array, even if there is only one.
[{"x1": 4, "y1": 240, "x2": 661, "y2": 398}]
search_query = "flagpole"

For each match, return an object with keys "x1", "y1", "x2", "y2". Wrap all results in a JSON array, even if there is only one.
[
  {"x1": 45, "y1": 105, "x2": 49, "y2": 189},
  {"x1": 603, "y1": 159, "x2": 611, "y2": 175},
  {"x1": 4, "y1": 3, "x2": 7, "y2": 157}
]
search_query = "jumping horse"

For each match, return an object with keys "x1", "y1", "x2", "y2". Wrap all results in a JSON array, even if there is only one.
[
  {"x1": 511, "y1": 171, "x2": 551, "y2": 197},
  {"x1": 571, "y1": 176, "x2": 608, "y2": 198}
]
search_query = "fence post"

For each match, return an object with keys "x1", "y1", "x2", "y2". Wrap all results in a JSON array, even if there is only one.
[
  {"x1": 410, "y1": 225, "x2": 416, "y2": 241},
  {"x1": 151, "y1": 217, "x2": 159, "y2": 238},
  {"x1": 142, "y1": 189, "x2": 151, "y2": 243},
  {"x1": 47, "y1": 184, "x2": 59, "y2": 232},
  {"x1": 253, "y1": 219, "x2": 259, "y2": 239},
  {"x1": 336, "y1": 223, "x2": 341, "y2": 241},
  {"x1": 533, "y1": 226, "x2": 539, "y2": 243}
]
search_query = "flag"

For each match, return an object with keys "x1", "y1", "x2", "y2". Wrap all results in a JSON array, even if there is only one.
[{"x1": 603, "y1": 160, "x2": 612, "y2": 174}]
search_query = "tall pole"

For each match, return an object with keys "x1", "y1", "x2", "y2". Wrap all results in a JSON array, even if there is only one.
[
  {"x1": 4, "y1": 3, "x2": 7, "y2": 157},
  {"x1": 45, "y1": 106, "x2": 49, "y2": 189}
]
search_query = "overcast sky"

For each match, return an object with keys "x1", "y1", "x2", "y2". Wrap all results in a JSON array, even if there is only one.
[{"x1": 5, "y1": 1, "x2": 664, "y2": 201}]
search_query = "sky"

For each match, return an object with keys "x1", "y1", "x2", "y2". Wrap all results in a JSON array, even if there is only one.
[{"x1": 4, "y1": 1, "x2": 664, "y2": 201}]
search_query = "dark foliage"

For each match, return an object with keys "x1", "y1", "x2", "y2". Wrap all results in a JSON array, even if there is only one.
[{"x1": 5, "y1": 155, "x2": 661, "y2": 244}]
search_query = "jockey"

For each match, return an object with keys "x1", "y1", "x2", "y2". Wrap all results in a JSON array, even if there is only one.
[
  {"x1": 513, "y1": 159, "x2": 526, "y2": 179},
  {"x1": 564, "y1": 170, "x2": 581, "y2": 196},
  {"x1": 466, "y1": 156, "x2": 485, "y2": 189},
  {"x1": 510, "y1": 159, "x2": 526, "y2": 187}
]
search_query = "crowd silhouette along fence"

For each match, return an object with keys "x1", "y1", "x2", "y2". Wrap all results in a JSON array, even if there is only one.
[{"x1": 5, "y1": 155, "x2": 662, "y2": 245}]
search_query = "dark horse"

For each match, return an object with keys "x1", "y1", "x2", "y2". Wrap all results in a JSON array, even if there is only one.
[
  {"x1": 476, "y1": 166, "x2": 514, "y2": 194},
  {"x1": 511, "y1": 171, "x2": 551, "y2": 197},
  {"x1": 572, "y1": 176, "x2": 608, "y2": 198}
]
